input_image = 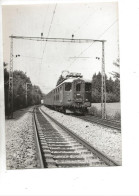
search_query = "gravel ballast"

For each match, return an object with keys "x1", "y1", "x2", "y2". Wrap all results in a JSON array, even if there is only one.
[
  {"x1": 6, "y1": 107, "x2": 39, "y2": 169},
  {"x1": 41, "y1": 106, "x2": 122, "y2": 165}
]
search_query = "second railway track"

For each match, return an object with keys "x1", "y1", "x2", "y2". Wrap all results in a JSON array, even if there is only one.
[
  {"x1": 33, "y1": 106, "x2": 119, "y2": 168},
  {"x1": 70, "y1": 114, "x2": 121, "y2": 131}
]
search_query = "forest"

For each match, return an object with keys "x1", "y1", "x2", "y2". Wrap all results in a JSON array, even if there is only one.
[
  {"x1": 4, "y1": 62, "x2": 120, "y2": 115},
  {"x1": 4, "y1": 63, "x2": 43, "y2": 115},
  {"x1": 91, "y1": 72, "x2": 120, "y2": 103}
]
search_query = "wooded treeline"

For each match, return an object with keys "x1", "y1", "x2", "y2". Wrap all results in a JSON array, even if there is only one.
[
  {"x1": 4, "y1": 64, "x2": 43, "y2": 115},
  {"x1": 91, "y1": 72, "x2": 120, "y2": 103},
  {"x1": 4, "y1": 61, "x2": 120, "y2": 115}
]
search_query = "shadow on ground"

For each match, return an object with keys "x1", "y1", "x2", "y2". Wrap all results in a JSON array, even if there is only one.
[{"x1": 5, "y1": 107, "x2": 33, "y2": 121}]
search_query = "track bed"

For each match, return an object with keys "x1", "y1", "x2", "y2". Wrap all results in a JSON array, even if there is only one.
[{"x1": 34, "y1": 107, "x2": 119, "y2": 168}]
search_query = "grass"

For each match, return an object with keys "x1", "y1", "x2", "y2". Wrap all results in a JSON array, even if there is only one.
[{"x1": 88, "y1": 103, "x2": 121, "y2": 121}]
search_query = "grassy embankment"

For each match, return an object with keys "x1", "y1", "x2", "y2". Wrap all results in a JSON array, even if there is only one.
[{"x1": 88, "y1": 103, "x2": 121, "y2": 121}]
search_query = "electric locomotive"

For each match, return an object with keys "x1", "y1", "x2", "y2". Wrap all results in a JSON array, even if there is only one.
[{"x1": 44, "y1": 72, "x2": 92, "y2": 114}]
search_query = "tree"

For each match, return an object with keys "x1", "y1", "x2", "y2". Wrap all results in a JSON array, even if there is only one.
[
  {"x1": 4, "y1": 62, "x2": 9, "y2": 114},
  {"x1": 92, "y1": 72, "x2": 101, "y2": 92},
  {"x1": 111, "y1": 58, "x2": 120, "y2": 79},
  {"x1": 91, "y1": 72, "x2": 102, "y2": 102},
  {"x1": 106, "y1": 77, "x2": 114, "y2": 93},
  {"x1": 113, "y1": 78, "x2": 120, "y2": 102},
  {"x1": 31, "y1": 85, "x2": 43, "y2": 105},
  {"x1": 13, "y1": 70, "x2": 31, "y2": 109},
  {"x1": 3, "y1": 64, "x2": 43, "y2": 114},
  {"x1": 91, "y1": 72, "x2": 120, "y2": 103}
]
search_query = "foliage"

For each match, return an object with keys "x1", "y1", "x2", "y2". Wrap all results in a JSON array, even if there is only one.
[
  {"x1": 88, "y1": 105, "x2": 121, "y2": 121},
  {"x1": 4, "y1": 63, "x2": 43, "y2": 115},
  {"x1": 92, "y1": 72, "x2": 102, "y2": 93},
  {"x1": 113, "y1": 111, "x2": 121, "y2": 121},
  {"x1": 91, "y1": 72, "x2": 120, "y2": 103},
  {"x1": 4, "y1": 64, "x2": 9, "y2": 114},
  {"x1": 111, "y1": 58, "x2": 120, "y2": 79},
  {"x1": 88, "y1": 106, "x2": 101, "y2": 117},
  {"x1": 113, "y1": 57, "x2": 120, "y2": 67}
]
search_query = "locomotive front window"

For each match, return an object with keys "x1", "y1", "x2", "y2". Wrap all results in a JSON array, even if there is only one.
[
  {"x1": 65, "y1": 83, "x2": 72, "y2": 91},
  {"x1": 76, "y1": 83, "x2": 81, "y2": 91},
  {"x1": 85, "y1": 83, "x2": 91, "y2": 91}
]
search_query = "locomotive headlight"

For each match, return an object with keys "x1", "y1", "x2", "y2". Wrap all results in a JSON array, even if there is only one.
[{"x1": 86, "y1": 99, "x2": 88, "y2": 101}]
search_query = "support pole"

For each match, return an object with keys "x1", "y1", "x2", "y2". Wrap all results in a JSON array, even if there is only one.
[
  {"x1": 8, "y1": 37, "x2": 14, "y2": 118},
  {"x1": 26, "y1": 83, "x2": 27, "y2": 107},
  {"x1": 8, "y1": 35, "x2": 107, "y2": 119},
  {"x1": 101, "y1": 41, "x2": 106, "y2": 119},
  {"x1": 26, "y1": 83, "x2": 31, "y2": 107}
]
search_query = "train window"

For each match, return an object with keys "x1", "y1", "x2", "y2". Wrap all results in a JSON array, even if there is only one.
[
  {"x1": 76, "y1": 83, "x2": 81, "y2": 91},
  {"x1": 85, "y1": 83, "x2": 91, "y2": 91},
  {"x1": 65, "y1": 83, "x2": 72, "y2": 91}
]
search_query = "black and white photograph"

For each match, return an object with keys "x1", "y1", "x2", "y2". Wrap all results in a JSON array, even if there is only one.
[{"x1": 2, "y1": 2, "x2": 121, "y2": 170}]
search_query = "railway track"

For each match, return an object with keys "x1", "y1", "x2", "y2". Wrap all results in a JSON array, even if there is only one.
[
  {"x1": 71, "y1": 114, "x2": 121, "y2": 131},
  {"x1": 33, "y1": 106, "x2": 119, "y2": 168}
]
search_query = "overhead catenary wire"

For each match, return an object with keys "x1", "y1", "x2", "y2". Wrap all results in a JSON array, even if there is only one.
[
  {"x1": 67, "y1": 18, "x2": 118, "y2": 69},
  {"x1": 67, "y1": 7, "x2": 97, "y2": 64},
  {"x1": 38, "y1": 4, "x2": 57, "y2": 84},
  {"x1": 7, "y1": 6, "x2": 117, "y2": 120},
  {"x1": 42, "y1": 5, "x2": 50, "y2": 35},
  {"x1": 40, "y1": 4, "x2": 57, "y2": 65},
  {"x1": 40, "y1": 5, "x2": 50, "y2": 67},
  {"x1": 73, "y1": 8, "x2": 97, "y2": 35}
]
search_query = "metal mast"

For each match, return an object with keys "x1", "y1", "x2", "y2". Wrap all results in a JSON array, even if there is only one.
[
  {"x1": 8, "y1": 35, "x2": 107, "y2": 119},
  {"x1": 8, "y1": 37, "x2": 14, "y2": 118},
  {"x1": 25, "y1": 83, "x2": 31, "y2": 107},
  {"x1": 101, "y1": 41, "x2": 106, "y2": 119}
]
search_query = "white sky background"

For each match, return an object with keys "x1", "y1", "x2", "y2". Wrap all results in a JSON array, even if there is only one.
[{"x1": 3, "y1": 2, "x2": 119, "y2": 94}]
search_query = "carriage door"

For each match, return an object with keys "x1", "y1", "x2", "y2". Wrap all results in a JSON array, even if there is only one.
[{"x1": 74, "y1": 80, "x2": 84, "y2": 103}]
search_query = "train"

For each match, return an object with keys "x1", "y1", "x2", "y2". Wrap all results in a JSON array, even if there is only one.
[{"x1": 43, "y1": 72, "x2": 92, "y2": 114}]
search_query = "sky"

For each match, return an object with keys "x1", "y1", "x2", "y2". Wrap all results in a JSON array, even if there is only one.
[{"x1": 2, "y1": 2, "x2": 119, "y2": 93}]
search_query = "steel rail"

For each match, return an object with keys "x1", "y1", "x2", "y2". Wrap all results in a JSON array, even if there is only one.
[
  {"x1": 82, "y1": 118, "x2": 121, "y2": 132},
  {"x1": 76, "y1": 115, "x2": 121, "y2": 131},
  {"x1": 33, "y1": 107, "x2": 44, "y2": 168},
  {"x1": 87, "y1": 115, "x2": 121, "y2": 124},
  {"x1": 40, "y1": 108, "x2": 120, "y2": 166}
]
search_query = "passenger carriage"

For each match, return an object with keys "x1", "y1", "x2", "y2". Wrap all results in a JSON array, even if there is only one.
[{"x1": 44, "y1": 74, "x2": 92, "y2": 114}]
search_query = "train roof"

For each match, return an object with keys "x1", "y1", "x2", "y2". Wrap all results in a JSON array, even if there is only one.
[
  {"x1": 56, "y1": 77, "x2": 91, "y2": 87},
  {"x1": 47, "y1": 77, "x2": 91, "y2": 95}
]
